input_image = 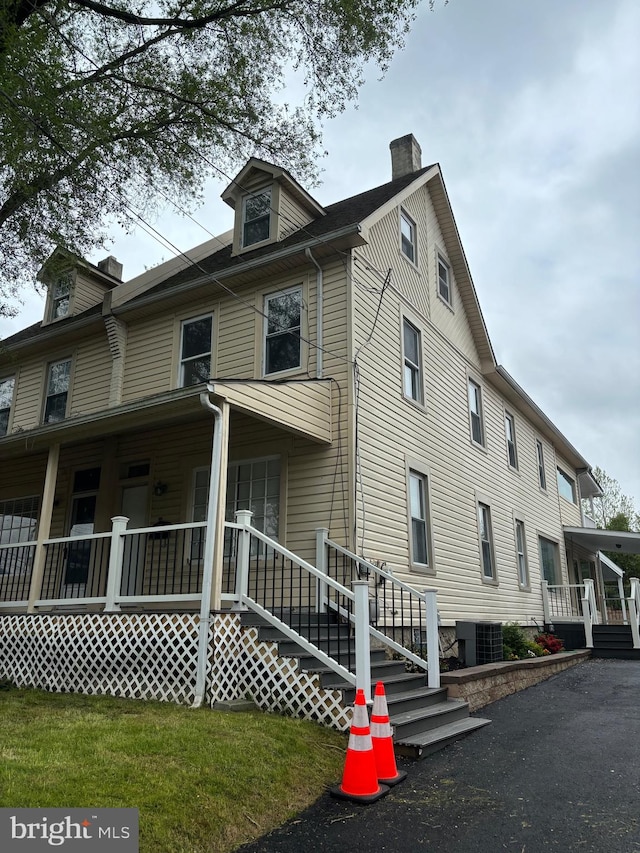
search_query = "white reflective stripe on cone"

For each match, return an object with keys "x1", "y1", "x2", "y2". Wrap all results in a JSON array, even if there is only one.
[
  {"x1": 348, "y1": 733, "x2": 373, "y2": 752},
  {"x1": 370, "y1": 722, "x2": 391, "y2": 738}
]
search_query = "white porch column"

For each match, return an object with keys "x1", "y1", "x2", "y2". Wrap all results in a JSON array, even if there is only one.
[
  {"x1": 27, "y1": 443, "x2": 60, "y2": 612},
  {"x1": 353, "y1": 580, "x2": 371, "y2": 703},
  {"x1": 211, "y1": 399, "x2": 230, "y2": 610},
  {"x1": 233, "y1": 509, "x2": 253, "y2": 609}
]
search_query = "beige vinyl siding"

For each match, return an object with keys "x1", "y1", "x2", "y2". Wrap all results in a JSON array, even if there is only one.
[
  {"x1": 350, "y1": 256, "x2": 569, "y2": 626},
  {"x1": 72, "y1": 276, "x2": 109, "y2": 315},
  {"x1": 67, "y1": 335, "x2": 111, "y2": 416},
  {"x1": 358, "y1": 184, "x2": 480, "y2": 365},
  {"x1": 122, "y1": 312, "x2": 177, "y2": 401},
  {"x1": 0, "y1": 453, "x2": 48, "y2": 503},
  {"x1": 6, "y1": 358, "x2": 45, "y2": 431},
  {"x1": 277, "y1": 191, "x2": 314, "y2": 241},
  {"x1": 555, "y1": 455, "x2": 582, "y2": 526}
]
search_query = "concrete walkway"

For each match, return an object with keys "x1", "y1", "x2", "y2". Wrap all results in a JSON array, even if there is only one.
[{"x1": 237, "y1": 658, "x2": 640, "y2": 852}]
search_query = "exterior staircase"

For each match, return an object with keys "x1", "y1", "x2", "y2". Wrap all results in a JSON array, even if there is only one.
[
  {"x1": 592, "y1": 625, "x2": 640, "y2": 660},
  {"x1": 241, "y1": 612, "x2": 491, "y2": 759}
]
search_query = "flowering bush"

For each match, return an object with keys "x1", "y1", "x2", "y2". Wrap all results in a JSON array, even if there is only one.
[{"x1": 534, "y1": 633, "x2": 564, "y2": 654}]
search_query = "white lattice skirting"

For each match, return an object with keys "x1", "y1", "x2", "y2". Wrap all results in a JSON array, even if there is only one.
[{"x1": 0, "y1": 613, "x2": 352, "y2": 730}]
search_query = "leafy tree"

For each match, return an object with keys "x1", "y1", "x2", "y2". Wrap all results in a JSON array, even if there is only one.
[
  {"x1": 0, "y1": 0, "x2": 424, "y2": 311},
  {"x1": 604, "y1": 512, "x2": 640, "y2": 583},
  {"x1": 584, "y1": 466, "x2": 637, "y2": 530}
]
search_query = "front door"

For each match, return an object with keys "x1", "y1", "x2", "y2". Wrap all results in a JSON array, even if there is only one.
[
  {"x1": 62, "y1": 494, "x2": 97, "y2": 598},
  {"x1": 121, "y1": 484, "x2": 149, "y2": 595}
]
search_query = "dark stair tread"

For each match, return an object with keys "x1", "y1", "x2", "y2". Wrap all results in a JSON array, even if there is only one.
[
  {"x1": 390, "y1": 698, "x2": 468, "y2": 727},
  {"x1": 395, "y1": 716, "x2": 492, "y2": 749},
  {"x1": 384, "y1": 686, "x2": 449, "y2": 706},
  {"x1": 307, "y1": 659, "x2": 408, "y2": 677}
]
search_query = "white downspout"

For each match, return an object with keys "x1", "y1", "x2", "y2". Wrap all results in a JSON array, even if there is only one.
[
  {"x1": 193, "y1": 389, "x2": 223, "y2": 708},
  {"x1": 305, "y1": 248, "x2": 323, "y2": 378}
]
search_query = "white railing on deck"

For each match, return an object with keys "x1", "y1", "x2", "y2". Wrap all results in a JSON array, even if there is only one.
[
  {"x1": 628, "y1": 578, "x2": 640, "y2": 649},
  {"x1": 541, "y1": 579, "x2": 598, "y2": 647}
]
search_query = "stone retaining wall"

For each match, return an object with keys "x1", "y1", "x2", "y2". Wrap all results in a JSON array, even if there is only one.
[{"x1": 441, "y1": 650, "x2": 591, "y2": 712}]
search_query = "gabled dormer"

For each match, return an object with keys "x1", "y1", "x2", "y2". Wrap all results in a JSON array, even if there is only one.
[
  {"x1": 38, "y1": 248, "x2": 122, "y2": 325},
  {"x1": 221, "y1": 158, "x2": 325, "y2": 256}
]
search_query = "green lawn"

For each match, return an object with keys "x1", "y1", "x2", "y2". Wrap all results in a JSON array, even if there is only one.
[{"x1": 0, "y1": 687, "x2": 346, "y2": 852}]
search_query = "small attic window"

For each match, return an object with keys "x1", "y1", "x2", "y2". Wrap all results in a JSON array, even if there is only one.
[
  {"x1": 48, "y1": 273, "x2": 72, "y2": 320},
  {"x1": 242, "y1": 188, "x2": 271, "y2": 248}
]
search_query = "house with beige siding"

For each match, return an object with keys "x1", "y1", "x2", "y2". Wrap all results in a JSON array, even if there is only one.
[{"x1": 1, "y1": 135, "x2": 637, "y2": 740}]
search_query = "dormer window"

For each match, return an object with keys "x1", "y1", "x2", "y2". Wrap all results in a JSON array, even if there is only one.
[
  {"x1": 49, "y1": 273, "x2": 72, "y2": 320},
  {"x1": 242, "y1": 188, "x2": 271, "y2": 248}
]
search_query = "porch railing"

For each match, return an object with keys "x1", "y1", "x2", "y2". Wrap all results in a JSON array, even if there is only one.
[
  {"x1": 316, "y1": 528, "x2": 440, "y2": 689},
  {"x1": 0, "y1": 541, "x2": 36, "y2": 606},
  {"x1": 542, "y1": 579, "x2": 598, "y2": 647},
  {"x1": 628, "y1": 577, "x2": 640, "y2": 649}
]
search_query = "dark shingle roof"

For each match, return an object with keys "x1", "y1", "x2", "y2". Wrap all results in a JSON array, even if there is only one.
[
  {"x1": 1, "y1": 165, "x2": 433, "y2": 348},
  {"x1": 132, "y1": 165, "x2": 433, "y2": 299}
]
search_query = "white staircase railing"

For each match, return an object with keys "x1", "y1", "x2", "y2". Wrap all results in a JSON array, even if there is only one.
[
  {"x1": 627, "y1": 578, "x2": 640, "y2": 650},
  {"x1": 316, "y1": 529, "x2": 440, "y2": 689}
]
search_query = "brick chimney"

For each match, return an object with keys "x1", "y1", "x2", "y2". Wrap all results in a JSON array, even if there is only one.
[
  {"x1": 98, "y1": 255, "x2": 123, "y2": 281},
  {"x1": 390, "y1": 134, "x2": 422, "y2": 180}
]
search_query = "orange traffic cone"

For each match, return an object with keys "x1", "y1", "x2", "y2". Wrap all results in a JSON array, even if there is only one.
[
  {"x1": 371, "y1": 681, "x2": 407, "y2": 786},
  {"x1": 330, "y1": 689, "x2": 390, "y2": 803}
]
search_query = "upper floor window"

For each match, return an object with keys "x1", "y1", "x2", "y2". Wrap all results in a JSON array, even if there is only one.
[
  {"x1": 437, "y1": 254, "x2": 452, "y2": 306},
  {"x1": 477, "y1": 502, "x2": 496, "y2": 580},
  {"x1": 557, "y1": 467, "x2": 577, "y2": 503},
  {"x1": 0, "y1": 376, "x2": 15, "y2": 437},
  {"x1": 402, "y1": 318, "x2": 423, "y2": 403},
  {"x1": 49, "y1": 274, "x2": 72, "y2": 321},
  {"x1": 400, "y1": 210, "x2": 417, "y2": 264},
  {"x1": 180, "y1": 315, "x2": 213, "y2": 386},
  {"x1": 43, "y1": 359, "x2": 71, "y2": 423},
  {"x1": 408, "y1": 470, "x2": 431, "y2": 568},
  {"x1": 242, "y1": 188, "x2": 271, "y2": 248},
  {"x1": 468, "y1": 378, "x2": 485, "y2": 446},
  {"x1": 515, "y1": 519, "x2": 529, "y2": 587},
  {"x1": 539, "y1": 536, "x2": 559, "y2": 584},
  {"x1": 536, "y1": 439, "x2": 547, "y2": 490},
  {"x1": 264, "y1": 286, "x2": 302, "y2": 375},
  {"x1": 504, "y1": 411, "x2": 518, "y2": 469}
]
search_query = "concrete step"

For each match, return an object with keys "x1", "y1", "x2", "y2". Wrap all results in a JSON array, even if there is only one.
[{"x1": 395, "y1": 716, "x2": 492, "y2": 760}]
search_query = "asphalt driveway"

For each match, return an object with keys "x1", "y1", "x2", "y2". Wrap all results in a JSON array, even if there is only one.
[{"x1": 237, "y1": 658, "x2": 640, "y2": 852}]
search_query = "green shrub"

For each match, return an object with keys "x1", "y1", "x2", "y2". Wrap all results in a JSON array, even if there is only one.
[{"x1": 502, "y1": 623, "x2": 544, "y2": 660}]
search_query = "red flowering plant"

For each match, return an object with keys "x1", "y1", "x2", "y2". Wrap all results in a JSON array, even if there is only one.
[{"x1": 534, "y1": 633, "x2": 564, "y2": 655}]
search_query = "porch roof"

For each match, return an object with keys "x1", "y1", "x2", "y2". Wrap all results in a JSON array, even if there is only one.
[
  {"x1": 0, "y1": 379, "x2": 332, "y2": 460},
  {"x1": 563, "y1": 526, "x2": 640, "y2": 556}
]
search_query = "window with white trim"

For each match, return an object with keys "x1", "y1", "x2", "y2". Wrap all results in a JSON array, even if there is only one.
[
  {"x1": 539, "y1": 536, "x2": 559, "y2": 584},
  {"x1": 400, "y1": 210, "x2": 417, "y2": 264},
  {"x1": 227, "y1": 457, "x2": 281, "y2": 557},
  {"x1": 0, "y1": 495, "x2": 39, "y2": 576},
  {"x1": 515, "y1": 519, "x2": 528, "y2": 587},
  {"x1": 505, "y1": 411, "x2": 518, "y2": 469},
  {"x1": 437, "y1": 254, "x2": 452, "y2": 306},
  {"x1": 468, "y1": 378, "x2": 485, "y2": 446},
  {"x1": 402, "y1": 318, "x2": 423, "y2": 403},
  {"x1": 264, "y1": 286, "x2": 302, "y2": 375},
  {"x1": 478, "y1": 502, "x2": 496, "y2": 580},
  {"x1": 48, "y1": 274, "x2": 72, "y2": 321},
  {"x1": 180, "y1": 315, "x2": 213, "y2": 386},
  {"x1": 43, "y1": 358, "x2": 71, "y2": 423},
  {"x1": 242, "y1": 188, "x2": 271, "y2": 248},
  {"x1": 408, "y1": 470, "x2": 430, "y2": 568},
  {"x1": 557, "y1": 467, "x2": 577, "y2": 504},
  {"x1": 0, "y1": 376, "x2": 15, "y2": 437},
  {"x1": 536, "y1": 439, "x2": 547, "y2": 490}
]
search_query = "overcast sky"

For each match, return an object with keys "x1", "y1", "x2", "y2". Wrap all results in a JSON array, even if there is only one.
[{"x1": 2, "y1": 0, "x2": 639, "y2": 506}]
